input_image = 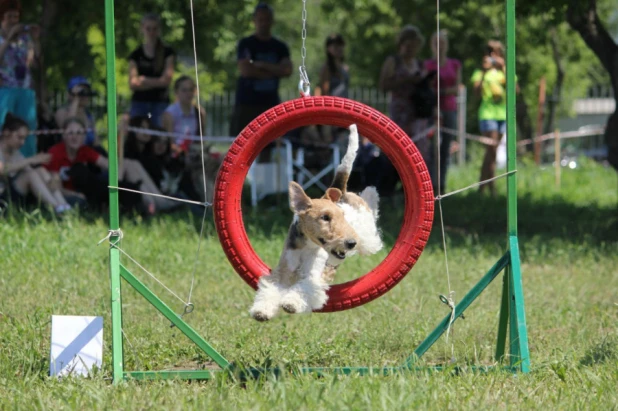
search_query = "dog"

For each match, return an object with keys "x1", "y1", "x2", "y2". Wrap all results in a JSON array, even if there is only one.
[
  {"x1": 249, "y1": 182, "x2": 360, "y2": 321},
  {"x1": 325, "y1": 124, "x2": 383, "y2": 272}
]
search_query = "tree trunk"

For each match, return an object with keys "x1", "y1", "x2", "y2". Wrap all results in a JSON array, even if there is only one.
[
  {"x1": 545, "y1": 27, "x2": 565, "y2": 134},
  {"x1": 567, "y1": 0, "x2": 618, "y2": 171}
]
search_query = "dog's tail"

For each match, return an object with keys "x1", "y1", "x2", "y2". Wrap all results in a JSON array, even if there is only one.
[{"x1": 330, "y1": 124, "x2": 359, "y2": 193}]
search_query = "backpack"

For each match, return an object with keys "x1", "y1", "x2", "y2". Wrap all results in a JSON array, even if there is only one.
[
  {"x1": 393, "y1": 55, "x2": 437, "y2": 119},
  {"x1": 411, "y1": 71, "x2": 437, "y2": 119}
]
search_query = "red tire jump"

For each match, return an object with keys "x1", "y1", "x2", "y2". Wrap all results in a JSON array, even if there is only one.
[{"x1": 213, "y1": 96, "x2": 434, "y2": 312}]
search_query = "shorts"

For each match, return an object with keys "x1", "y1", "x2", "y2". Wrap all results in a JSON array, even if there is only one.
[
  {"x1": 0, "y1": 176, "x2": 27, "y2": 206},
  {"x1": 479, "y1": 119, "x2": 506, "y2": 134}
]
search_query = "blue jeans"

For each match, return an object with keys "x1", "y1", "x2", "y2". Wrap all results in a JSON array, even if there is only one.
[
  {"x1": 129, "y1": 101, "x2": 169, "y2": 127},
  {"x1": 0, "y1": 88, "x2": 37, "y2": 157},
  {"x1": 479, "y1": 119, "x2": 506, "y2": 134}
]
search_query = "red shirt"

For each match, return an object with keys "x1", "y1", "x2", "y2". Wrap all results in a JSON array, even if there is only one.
[{"x1": 46, "y1": 142, "x2": 100, "y2": 190}]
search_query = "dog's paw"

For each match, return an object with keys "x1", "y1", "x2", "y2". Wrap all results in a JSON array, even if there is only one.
[
  {"x1": 250, "y1": 310, "x2": 272, "y2": 322},
  {"x1": 249, "y1": 298, "x2": 280, "y2": 322},
  {"x1": 280, "y1": 290, "x2": 311, "y2": 314},
  {"x1": 281, "y1": 303, "x2": 297, "y2": 314}
]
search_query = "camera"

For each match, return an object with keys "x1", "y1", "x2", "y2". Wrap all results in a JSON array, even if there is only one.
[{"x1": 73, "y1": 88, "x2": 96, "y2": 97}]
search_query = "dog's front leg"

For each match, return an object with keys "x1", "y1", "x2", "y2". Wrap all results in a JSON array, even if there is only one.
[
  {"x1": 249, "y1": 276, "x2": 283, "y2": 321},
  {"x1": 281, "y1": 250, "x2": 329, "y2": 314}
]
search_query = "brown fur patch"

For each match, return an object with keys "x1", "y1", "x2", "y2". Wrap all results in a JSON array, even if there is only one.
[{"x1": 330, "y1": 171, "x2": 349, "y2": 193}]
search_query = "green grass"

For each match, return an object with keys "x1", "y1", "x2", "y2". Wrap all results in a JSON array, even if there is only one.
[{"x1": 1, "y1": 157, "x2": 617, "y2": 409}]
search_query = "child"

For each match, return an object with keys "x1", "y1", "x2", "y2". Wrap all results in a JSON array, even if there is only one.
[
  {"x1": 0, "y1": 113, "x2": 71, "y2": 213},
  {"x1": 46, "y1": 117, "x2": 177, "y2": 213}
]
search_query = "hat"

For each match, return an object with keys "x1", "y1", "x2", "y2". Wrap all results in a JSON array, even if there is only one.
[{"x1": 67, "y1": 76, "x2": 91, "y2": 92}]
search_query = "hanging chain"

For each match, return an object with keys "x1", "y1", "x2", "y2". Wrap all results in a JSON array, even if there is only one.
[{"x1": 298, "y1": 0, "x2": 311, "y2": 96}]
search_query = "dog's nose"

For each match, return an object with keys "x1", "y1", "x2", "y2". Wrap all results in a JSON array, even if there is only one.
[{"x1": 345, "y1": 239, "x2": 357, "y2": 250}]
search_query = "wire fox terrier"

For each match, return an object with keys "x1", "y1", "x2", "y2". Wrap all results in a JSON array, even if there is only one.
[{"x1": 249, "y1": 124, "x2": 383, "y2": 321}]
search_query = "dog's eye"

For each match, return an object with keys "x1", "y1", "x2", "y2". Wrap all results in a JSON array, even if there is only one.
[{"x1": 321, "y1": 214, "x2": 331, "y2": 222}]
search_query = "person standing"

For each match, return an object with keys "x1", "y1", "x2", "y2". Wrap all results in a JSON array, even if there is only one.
[
  {"x1": 376, "y1": 25, "x2": 428, "y2": 196},
  {"x1": 0, "y1": 0, "x2": 41, "y2": 158},
  {"x1": 128, "y1": 13, "x2": 175, "y2": 127},
  {"x1": 424, "y1": 30, "x2": 461, "y2": 193},
  {"x1": 471, "y1": 40, "x2": 508, "y2": 196},
  {"x1": 230, "y1": 3, "x2": 292, "y2": 136}
]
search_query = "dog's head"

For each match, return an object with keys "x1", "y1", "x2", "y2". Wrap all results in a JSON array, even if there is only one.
[{"x1": 289, "y1": 181, "x2": 359, "y2": 261}]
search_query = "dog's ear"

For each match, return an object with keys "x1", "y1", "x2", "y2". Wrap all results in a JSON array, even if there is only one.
[
  {"x1": 289, "y1": 181, "x2": 312, "y2": 213},
  {"x1": 324, "y1": 188, "x2": 342, "y2": 203}
]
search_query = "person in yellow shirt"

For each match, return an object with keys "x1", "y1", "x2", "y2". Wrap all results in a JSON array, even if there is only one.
[{"x1": 471, "y1": 40, "x2": 508, "y2": 196}]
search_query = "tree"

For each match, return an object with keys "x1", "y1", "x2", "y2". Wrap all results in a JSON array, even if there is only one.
[
  {"x1": 566, "y1": 0, "x2": 618, "y2": 170},
  {"x1": 19, "y1": 0, "x2": 616, "y2": 169}
]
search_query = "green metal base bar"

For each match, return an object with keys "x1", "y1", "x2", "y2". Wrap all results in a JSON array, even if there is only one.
[
  {"x1": 404, "y1": 252, "x2": 511, "y2": 368},
  {"x1": 119, "y1": 264, "x2": 230, "y2": 369},
  {"x1": 124, "y1": 365, "x2": 520, "y2": 381},
  {"x1": 119, "y1": 251, "x2": 529, "y2": 381}
]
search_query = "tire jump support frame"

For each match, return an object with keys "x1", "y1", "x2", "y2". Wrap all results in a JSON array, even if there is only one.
[{"x1": 104, "y1": 0, "x2": 529, "y2": 384}]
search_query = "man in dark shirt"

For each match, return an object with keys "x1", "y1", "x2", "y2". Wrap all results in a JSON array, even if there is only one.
[{"x1": 230, "y1": 3, "x2": 292, "y2": 136}]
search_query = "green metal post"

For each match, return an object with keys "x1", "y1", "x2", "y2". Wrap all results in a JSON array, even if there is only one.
[
  {"x1": 508, "y1": 237, "x2": 530, "y2": 371},
  {"x1": 504, "y1": 0, "x2": 530, "y2": 372},
  {"x1": 405, "y1": 252, "x2": 510, "y2": 367},
  {"x1": 495, "y1": 268, "x2": 510, "y2": 361},
  {"x1": 104, "y1": 0, "x2": 123, "y2": 384},
  {"x1": 506, "y1": 0, "x2": 517, "y2": 235}
]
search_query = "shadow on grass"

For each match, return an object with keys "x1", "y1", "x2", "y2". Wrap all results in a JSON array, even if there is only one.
[{"x1": 3, "y1": 183, "x2": 616, "y2": 254}]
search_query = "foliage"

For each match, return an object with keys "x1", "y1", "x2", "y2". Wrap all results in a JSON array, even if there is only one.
[{"x1": 19, "y1": 0, "x2": 615, "y2": 136}]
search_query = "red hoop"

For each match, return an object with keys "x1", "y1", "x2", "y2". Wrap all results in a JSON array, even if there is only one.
[{"x1": 213, "y1": 96, "x2": 434, "y2": 312}]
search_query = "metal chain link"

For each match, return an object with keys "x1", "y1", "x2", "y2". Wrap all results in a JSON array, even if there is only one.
[{"x1": 299, "y1": 0, "x2": 311, "y2": 96}]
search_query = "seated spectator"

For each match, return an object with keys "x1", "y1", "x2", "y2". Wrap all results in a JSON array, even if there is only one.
[
  {"x1": 0, "y1": 0, "x2": 41, "y2": 157},
  {"x1": 46, "y1": 117, "x2": 177, "y2": 214},
  {"x1": 0, "y1": 113, "x2": 71, "y2": 213},
  {"x1": 123, "y1": 115, "x2": 153, "y2": 161},
  {"x1": 128, "y1": 13, "x2": 175, "y2": 126},
  {"x1": 54, "y1": 76, "x2": 101, "y2": 150},
  {"x1": 36, "y1": 99, "x2": 62, "y2": 153},
  {"x1": 141, "y1": 129, "x2": 198, "y2": 199},
  {"x1": 161, "y1": 75, "x2": 206, "y2": 155}
]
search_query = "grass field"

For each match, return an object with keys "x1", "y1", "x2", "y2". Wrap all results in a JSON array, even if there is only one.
[{"x1": 1, "y1": 156, "x2": 617, "y2": 410}]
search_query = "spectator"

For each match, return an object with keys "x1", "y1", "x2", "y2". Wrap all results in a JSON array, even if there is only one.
[
  {"x1": 230, "y1": 2, "x2": 292, "y2": 136},
  {"x1": 315, "y1": 33, "x2": 350, "y2": 150},
  {"x1": 54, "y1": 76, "x2": 101, "y2": 150},
  {"x1": 0, "y1": 113, "x2": 71, "y2": 213},
  {"x1": 128, "y1": 13, "x2": 175, "y2": 127},
  {"x1": 0, "y1": 0, "x2": 41, "y2": 158},
  {"x1": 123, "y1": 115, "x2": 153, "y2": 162},
  {"x1": 424, "y1": 30, "x2": 461, "y2": 193},
  {"x1": 471, "y1": 40, "x2": 508, "y2": 196},
  {"x1": 377, "y1": 24, "x2": 429, "y2": 196},
  {"x1": 161, "y1": 75, "x2": 206, "y2": 155},
  {"x1": 316, "y1": 33, "x2": 349, "y2": 99},
  {"x1": 141, "y1": 128, "x2": 198, "y2": 200},
  {"x1": 46, "y1": 117, "x2": 177, "y2": 214},
  {"x1": 36, "y1": 99, "x2": 61, "y2": 153}
]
